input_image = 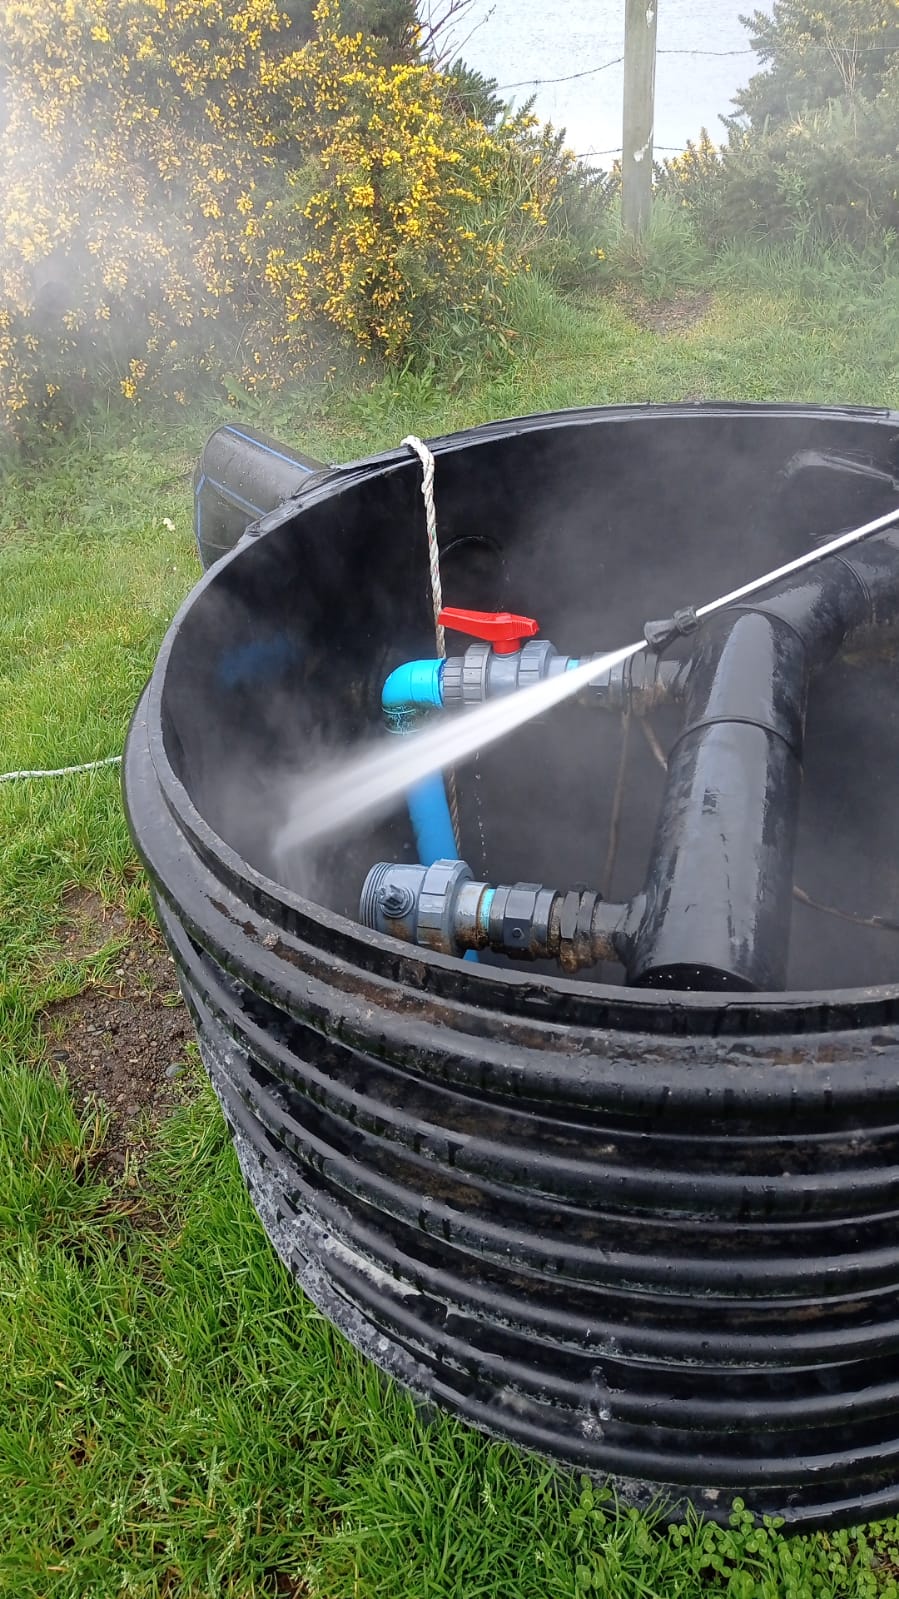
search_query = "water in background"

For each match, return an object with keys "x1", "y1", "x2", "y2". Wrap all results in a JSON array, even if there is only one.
[{"x1": 457, "y1": 0, "x2": 765, "y2": 160}]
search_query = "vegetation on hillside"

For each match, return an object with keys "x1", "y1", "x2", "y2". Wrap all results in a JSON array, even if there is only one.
[
  {"x1": 0, "y1": 0, "x2": 592, "y2": 438},
  {"x1": 661, "y1": 0, "x2": 899, "y2": 245}
]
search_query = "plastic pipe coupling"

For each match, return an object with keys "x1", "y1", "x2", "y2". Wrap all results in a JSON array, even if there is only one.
[
  {"x1": 441, "y1": 641, "x2": 686, "y2": 712},
  {"x1": 442, "y1": 638, "x2": 571, "y2": 705},
  {"x1": 436, "y1": 607, "x2": 686, "y2": 712},
  {"x1": 359, "y1": 859, "x2": 625, "y2": 972}
]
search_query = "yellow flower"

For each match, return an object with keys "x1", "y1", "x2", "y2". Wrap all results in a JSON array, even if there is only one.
[{"x1": 0, "y1": 0, "x2": 562, "y2": 426}]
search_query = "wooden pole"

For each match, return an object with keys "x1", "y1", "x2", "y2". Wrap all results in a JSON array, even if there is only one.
[{"x1": 622, "y1": 0, "x2": 658, "y2": 235}]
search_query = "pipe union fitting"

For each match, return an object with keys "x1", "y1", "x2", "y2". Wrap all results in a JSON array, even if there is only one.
[{"x1": 360, "y1": 859, "x2": 478, "y2": 956}]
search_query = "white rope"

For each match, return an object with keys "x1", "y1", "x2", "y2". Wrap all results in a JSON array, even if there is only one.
[
  {"x1": 0, "y1": 755, "x2": 122, "y2": 784},
  {"x1": 402, "y1": 435, "x2": 446, "y2": 658},
  {"x1": 402, "y1": 434, "x2": 461, "y2": 850}
]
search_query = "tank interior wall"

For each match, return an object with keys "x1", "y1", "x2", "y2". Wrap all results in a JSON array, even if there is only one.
[{"x1": 161, "y1": 409, "x2": 899, "y2": 992}]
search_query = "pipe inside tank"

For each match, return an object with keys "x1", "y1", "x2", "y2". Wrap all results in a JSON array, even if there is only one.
[
  {"x1": 362, "y1": 531, "x2": 899, "y2": 990},
  {"x1": 636, "y1": 532, "x2": 899, "y2": 988}
]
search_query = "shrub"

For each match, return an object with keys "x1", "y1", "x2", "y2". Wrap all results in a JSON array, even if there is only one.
[
  {"x1": 659, "y1": 95, "x2": 899, "y2": 246},
  {"x1": 592, "y1": 197, "x2": 711, "y2": 300},
  {"x1": 735, "y1": 0, "x2": 899, "y2": 130},
  {"x1": 254, "y1": 9, "x2": 552, "y2": 362},
  {"x1": 0, "y1": 0, "x2": 564, "y2": 437},
  {"x1": 658, "y1": 1, "x2": 899, "y2": 249},
  {"x1": 0, "y1": 0, "x2": 293, "y2": 432},
  {"x1": 518, "y1": 133, "x2": 618, "y2": 290}
]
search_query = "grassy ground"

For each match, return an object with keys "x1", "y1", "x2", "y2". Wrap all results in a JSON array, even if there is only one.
[{"x1": 5, "y1": 251, "x2": 899, "y2": 1597}]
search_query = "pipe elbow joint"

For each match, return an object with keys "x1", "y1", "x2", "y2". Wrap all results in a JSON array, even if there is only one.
[{"x1": 382, "y1": 660, "x2": 444, "y2": 726}]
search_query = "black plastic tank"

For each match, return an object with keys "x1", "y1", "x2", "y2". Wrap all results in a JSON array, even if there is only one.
[{"x1": 125, "y1": 403, "x2": 899, "y2": 1528}]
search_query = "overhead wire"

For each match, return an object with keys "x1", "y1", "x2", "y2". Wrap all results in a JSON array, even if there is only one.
[
  {"x1": 496, "y1": 46, "x2": 757, "y2": 90},
  {"x1": 496, "y1": 41, "x2": 898, "y2": 95},
  {"x1": 574, "y1": 146, "x2": 683, "y2": 159},
  {"x1": 496, "y1": 56, "x2": 623, "y2": 91}
]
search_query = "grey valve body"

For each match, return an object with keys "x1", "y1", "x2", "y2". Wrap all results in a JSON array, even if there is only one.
[
  {"x1": 441, "y1": 639, "x2": 569, "y2": 706},
  {"x1": 441, "y1": 639, "x2": 686, "y2": 710},
  {"x1": 359, "y1": 860, "x2": 625, "y2": 969}
]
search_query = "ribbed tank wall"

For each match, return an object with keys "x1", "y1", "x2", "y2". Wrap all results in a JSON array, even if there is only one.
[{"x1": 125, "y1": 404, "x2": 899, "y2": 1526}]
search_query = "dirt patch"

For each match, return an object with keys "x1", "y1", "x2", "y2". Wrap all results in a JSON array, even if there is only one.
[
  {"x1": 44, "y1": 894, "x2": 195, "y2": 1176},
  {"x1": 616, "y1": 287, "x2": 713, "y2": 336},
  {"x1": 57, "y1": 886, "x2": 132, "y2": 960},
  {"x1": 269, "y1": 1577, "x2": 311, "y2": 1597}
]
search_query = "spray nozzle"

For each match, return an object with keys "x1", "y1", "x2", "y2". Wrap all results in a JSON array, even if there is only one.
[{"x1": 438, "y1": 607, "x2": 540, "y2": 655}]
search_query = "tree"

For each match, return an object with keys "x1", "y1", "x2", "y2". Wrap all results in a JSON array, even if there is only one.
[
  {"x1": 659, "y1": 0, "x2": 899, "y2": 246},
  {"x1": 734, "y1": 0, "x2": 899, "y2": 129}
]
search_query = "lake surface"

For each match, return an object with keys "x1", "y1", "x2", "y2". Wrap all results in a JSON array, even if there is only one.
[{"x1": 457, "y1": 1, "x2": 766, "y2": 160}]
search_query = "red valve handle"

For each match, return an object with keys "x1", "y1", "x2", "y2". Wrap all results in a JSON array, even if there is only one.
[{"x1": 438, "y1": 607, "x2": 540, "y2": 655}]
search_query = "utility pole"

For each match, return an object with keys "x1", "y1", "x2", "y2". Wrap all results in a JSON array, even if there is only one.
[{"x1": 622, "y1": 0, "x2": 658, "y2": 235}]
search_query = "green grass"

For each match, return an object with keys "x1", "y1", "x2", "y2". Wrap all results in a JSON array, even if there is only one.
[
  {"x1": 6, "y1": 1073, "x2": 899, "y2": 1599},
  {"x1": 6, "y1": 251, "x2": 899, "y2": 1596}
]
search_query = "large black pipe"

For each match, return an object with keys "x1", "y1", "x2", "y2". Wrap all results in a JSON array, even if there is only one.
[
  {"x1": 630, "y1": 608, "x2": 810, "y2": 990},
  {"x1": 193, "y1": 423, "x2": 327, "y2": 569},
  {"x1": 631, "y1": 534, "x2": 899, "y2": 988}
]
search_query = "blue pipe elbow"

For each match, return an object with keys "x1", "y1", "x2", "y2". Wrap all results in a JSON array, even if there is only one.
[
  {"x1": 382, "y1": 659, "x2": 444, "y2": 715},
  {"x1": 382, "y1": 660, "x2": 452, "y2": 862}
]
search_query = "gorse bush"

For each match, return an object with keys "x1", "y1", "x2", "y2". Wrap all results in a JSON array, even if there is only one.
[
  {"x1": 660, "y1": 98, "x2": 899, "y2": 247},
  {"x1": 256, "y1": 9, "x2": 564, "y2": 361},
  {"x1": 0, "y1": 0, "x2": 289, "y2": 430},
  {"x1": 735, "y1": 0, "x2": 899, "y2": 130},
  {"x1": 0, "y1": 0, "x2": 569, "y2": 436},
  {"x1": 522, "y1": 137, "x2": 618, "y2": 290}
]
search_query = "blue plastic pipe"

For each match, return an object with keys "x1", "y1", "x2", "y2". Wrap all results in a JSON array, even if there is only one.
[
  {"x1": 405, "y1": 773, "x2": 458, "y2": 864},
  {"x1": 382, "y1": 660, "x2": 444, "y2": 716},
  {"x1": 382, "y1": 659, "x2": 478, "y2": 960},
  {"x1": 382, "y1": 660, "x2": 457, "y2": 862},
  {"x1": 382, "y1": 653, "x2": 582, "y2": 869}
]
